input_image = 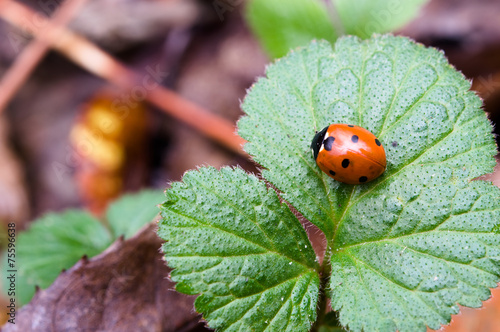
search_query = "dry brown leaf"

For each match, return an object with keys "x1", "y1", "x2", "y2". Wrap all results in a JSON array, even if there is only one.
[{"x1": 2, "y1": 223, "x2": 208, "y2": 332}]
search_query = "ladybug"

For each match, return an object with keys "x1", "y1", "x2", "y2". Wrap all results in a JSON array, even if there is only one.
[{"x1": 311, "y1": 124, "x2": 386, "y2": 184}]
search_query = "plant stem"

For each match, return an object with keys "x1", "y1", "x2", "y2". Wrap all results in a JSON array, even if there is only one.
[
  {"x1": 311, "y1": 241, "x2": 333, "y2": 332},
  {"x1": 323, "y1": 0, "x2": 345, "y2": 37}
]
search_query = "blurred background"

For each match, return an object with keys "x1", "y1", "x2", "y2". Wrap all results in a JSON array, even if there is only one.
[{"x1": 0, "y1": 0, "x2": 499, "y2": 330}]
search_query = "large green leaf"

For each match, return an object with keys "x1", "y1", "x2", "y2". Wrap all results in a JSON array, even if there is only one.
[
  {"x1": 239, "y1": 35, "x2": 500, "y2": 331},
  {"x1": 245, "y1": 0, "x2": 337, "y2": 58},
  {"x1": 2, "y1": 211, "x2": 112, "y2": 305},
  {"x1": 330, "y1": 180, "x2": 500, "y2": 331},
  {"x1": 158, "y1": 167, "x2": 319, "y2": 332}
]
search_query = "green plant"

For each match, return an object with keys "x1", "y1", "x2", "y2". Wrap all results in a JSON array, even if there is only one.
[
  {"x1": 246, "y1": 0, "x2": 429, "y2": 58},
  {"x1": 158, "y1": 35, "x2": 500, "y2": 332},
  {"x1": 1, "y1": 190, "x2": 164, "y2": 305}
]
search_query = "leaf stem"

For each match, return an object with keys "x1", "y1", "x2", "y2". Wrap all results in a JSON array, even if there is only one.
[
  {"x1": 311, "y1": 241, "x2": 334, "y2": 332},
  {"x1": 323, "y1": 0, "x2": 345, "y2": 37}
]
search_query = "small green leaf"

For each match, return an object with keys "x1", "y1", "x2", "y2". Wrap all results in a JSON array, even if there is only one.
[
  {"x1": 246, "y1": 0, "x2": 337, "y2": 58},
  {"x1": 245, "y1": 0, "x2": 429, "y2": 59},
  {"x1": 2, "y1": 211, "x2": 111, "y2": 305},
  {"x1": 106, "y1": 189, "x2": 164, "y2": 239},
  {"x1": 239, "y1": 35, "x2": 500, "y2": 331},
  {"x1": 158, "y1": 167, "x2": 319, "y2": 332},
  {"x1": 333, "y1": 0, "x2": 429, "y2": 38}
]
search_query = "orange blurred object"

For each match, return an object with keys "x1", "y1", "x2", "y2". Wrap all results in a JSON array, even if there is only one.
[{"x1": 70, "y1": 91, "x2": 148, "y2": 215}]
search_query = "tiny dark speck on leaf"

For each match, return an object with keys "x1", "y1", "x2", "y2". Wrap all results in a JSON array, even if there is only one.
[{"x1": 392, "y1": 141, "x2": 398, "y2": 147}]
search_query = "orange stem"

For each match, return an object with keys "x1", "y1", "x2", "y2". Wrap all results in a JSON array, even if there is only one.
[
  {"x1": 0, "y1": 0, "x2": 88, "y2": 111},
  {"x1": 0, "y1": 0, "x2": 248, "y2": 156}
]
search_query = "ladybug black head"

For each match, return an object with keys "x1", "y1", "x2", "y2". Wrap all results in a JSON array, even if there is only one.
[{"x1": 311, "y1": 125, "x2": 328, "y2": 160}]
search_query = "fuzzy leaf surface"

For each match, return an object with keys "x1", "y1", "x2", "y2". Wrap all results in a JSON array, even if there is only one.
[
  {"x1": 239, "y1": 35, "x2": 500, "y2": 331},
  {"x1": 158, "y1": 167, "x2": 319, "y2": 332}
]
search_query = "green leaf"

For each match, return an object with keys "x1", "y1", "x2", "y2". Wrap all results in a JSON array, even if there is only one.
[
  {"x1": 239, "y1": 35, "x2": 500, "y2": 331},
  {"x1": 2, "y1": 211, "x2": 112, "y2": 305},
  {"x1": 333, "y1": 0, "x2": 429, "y2": 38},
  {"x1": 106, "y1": 189, "x2": 164, "y2": 239},
  {"x1": 246, "y1": 0, "x2": 337, "y2": 59},
  {"x1": 158, "y1": 167, "x2": 319, "y2": 332},
  {"x1": 245, "y1": 0, "x2": 429, "y2": 59}
]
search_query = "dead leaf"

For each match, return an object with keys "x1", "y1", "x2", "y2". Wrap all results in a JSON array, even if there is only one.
[{"x1": 2, "y1": 223, "x2": 209, "y2": 332}]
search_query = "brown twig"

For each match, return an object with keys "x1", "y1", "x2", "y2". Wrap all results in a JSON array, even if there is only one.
[
  {"x1": 0, "y1": 0, "x2": 88, "y2": 112},
  {"x1": 0, "y1": 0, "x2": 248, "y2": 157}
]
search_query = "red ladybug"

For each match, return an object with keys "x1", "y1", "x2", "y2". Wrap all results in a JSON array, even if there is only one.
[{"x1": 311, "y1": 124, "x2": 386, "y2": 184}]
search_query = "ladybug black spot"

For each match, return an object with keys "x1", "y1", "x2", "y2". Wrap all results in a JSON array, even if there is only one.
[
  {"x1": 375, "y1": 139, "x2": 381, "y2": 146},
  {"x1": 324, "y1": 137, "x2": 335, "y2": 151},
  {"x1": 348, "y1": 124, "x2": 354, "y2": 127},
  {"x1": 351, "y1": 135, "x2": 359, "y2": 143},
  {"x1": 329, "y1": 170, "x2": 336, "y2": 176},
  {"x1": 359, "y1": 176, "x2": 368, "y2": 183},
  {"x1": 342, "y1": 159, "x2": 350, "y2": 168}
]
